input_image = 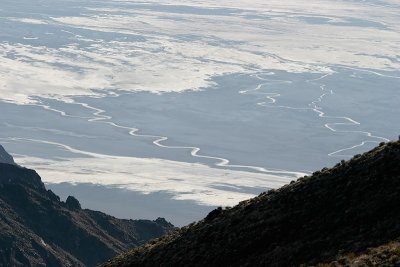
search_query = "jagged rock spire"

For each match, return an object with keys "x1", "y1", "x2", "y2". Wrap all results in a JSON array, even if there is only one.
[{"x1": 0, "y1": 145, "x2": 15, "y2": 165}]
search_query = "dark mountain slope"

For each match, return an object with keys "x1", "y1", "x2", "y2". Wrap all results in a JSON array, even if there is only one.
[
  {"x1": 100, "y1": 140, "x2": 400, "y2": 267},
  {"x1": 0, "y1": 162, "x2": 174, "y2": 267}
]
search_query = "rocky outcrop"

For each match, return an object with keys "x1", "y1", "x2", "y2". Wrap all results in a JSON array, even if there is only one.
[{"x1": 0, "y1": 145, "x2": 15, "y2": 165}]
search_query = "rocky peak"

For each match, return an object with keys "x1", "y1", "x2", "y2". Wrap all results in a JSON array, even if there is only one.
[
  {"x1": 0, "y1": 163, "x2": 46, "y2": 191},
  {"x1": 155, "y1": 217, "x2": 174, "y2": 228},
  {"x1": 66, "y1": 195, "x2": 82, "y2": 210},
  {"x1": 0, "y1": 145, "x2": 15, "y2": 165}
]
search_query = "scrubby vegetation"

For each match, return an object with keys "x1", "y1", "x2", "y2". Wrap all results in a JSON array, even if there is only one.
[
  {"x1": 318, "y1": 240, "x2": 400, "y2": 266},
  {"x1": 100, "y1": 140, "x2": 400, "y2": 267}
]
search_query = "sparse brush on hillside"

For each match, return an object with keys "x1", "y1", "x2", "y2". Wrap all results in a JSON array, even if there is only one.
[{"x1": 100, "y1": 140, "x2": 400, "y2": 267}]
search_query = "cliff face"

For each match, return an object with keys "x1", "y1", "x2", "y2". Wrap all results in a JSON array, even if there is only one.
[
  {"x1": 100, "y1": 140, "x2": 400, "y2": 267},
  {"x1": 0, "y1": 162, "x2": 174, "y2": 267}
]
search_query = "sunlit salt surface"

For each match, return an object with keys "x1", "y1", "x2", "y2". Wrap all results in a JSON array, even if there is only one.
[{"x1": 0, "y1": 0, "x2": 399, "y2": 224}]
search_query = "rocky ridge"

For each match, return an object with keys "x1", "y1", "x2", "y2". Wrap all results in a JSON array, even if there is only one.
[{"x1": 0, "y1": 150, "x2": 174, "y2": 267}]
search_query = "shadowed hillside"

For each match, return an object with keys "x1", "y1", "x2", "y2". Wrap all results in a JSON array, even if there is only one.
[
  {"x1": 100, "y1": 140, "x2": 400, "y2": 267},
  {"x1": 0, "y1": 162, "x2": 174, "y2": 267}
]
